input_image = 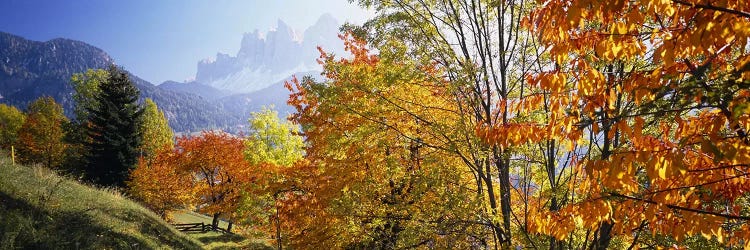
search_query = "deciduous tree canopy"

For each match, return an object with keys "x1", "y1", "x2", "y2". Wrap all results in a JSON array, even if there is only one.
[
  {"x1": 124, "y1": 1, "x2": 750, "y2": 248},
  {"x1": 0, "y1": 104, "x2": 26, "y2": 150},
  {"x1": 16, "y1": 97, "x2": 68, "y2": 169},
  {"x1": 139, "y1": 98, "x2": 174, "y2": 160}
]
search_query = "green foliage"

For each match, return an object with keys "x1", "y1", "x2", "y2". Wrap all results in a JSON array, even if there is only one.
[
  {"x1": 66, "y1": 69, "x2": 109, "y2": 176},
  {"x1": 0, "y1": 154, "x2": 203, "y2": 249},
  {"x1": 139, "y1": 98, "x2": 174, "y2": 158},
  {"x1": 70, "y1": 69, "x2": 108, "y2": 123},
  {"x1": 85, "y1": 65, "x2": 143, "y2": 187},
  {"x1": 16, "y1": 97, "x2": 68, "y2": 169},
  {"x1": 0, "y1": 104, "x2": 26, "y2": 149},
  {"x1": 245, "y1": 107, "x2": 303, "y2": 167}
]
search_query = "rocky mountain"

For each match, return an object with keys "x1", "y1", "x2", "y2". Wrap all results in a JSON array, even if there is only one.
[
  {"x1": 0, "y1": 31, "x2": 239, "y2": 132},
  {"x1": 195, "y1": 14, "x2": 342, "y2": 93},
  {"x1": 0, "y1": 14, "x2": 341, "y2": 132}
]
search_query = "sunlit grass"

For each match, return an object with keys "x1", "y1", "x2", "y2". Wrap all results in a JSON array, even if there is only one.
[
  {"x1": 171, "y1": 210, "x2": 273, "y2": 250},
  {"x1": 0, "y1": 153, "x2": 202, "y2": 249}
]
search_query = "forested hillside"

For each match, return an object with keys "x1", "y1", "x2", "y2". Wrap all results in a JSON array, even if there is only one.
[{"x1": 0, "y1": 32, "x2": 240, "y2": 132}]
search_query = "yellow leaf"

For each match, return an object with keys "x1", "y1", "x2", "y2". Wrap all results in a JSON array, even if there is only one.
[
  {"x1": 658, "y1": 160, "x2": 667, "y2": 179},
  {"x1": 616, "y1": 22, "x2": 627, "y2": 35},
  {"x1": 612, "y1": 42, "x2": 623, "y2": 58}
]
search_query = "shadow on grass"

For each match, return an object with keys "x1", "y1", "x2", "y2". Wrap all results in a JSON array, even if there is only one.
[
  {"x1": 187, "y1": 231, "x2": 274, "y2": 250},
  {"x1": 108, "y1": 207, "x2": 202, "y2": 248},
  {"x1": 193, "y1": 232, "x2": 247, "y2": 244},
  {"x1": 211, "y1": 242, "x2": 275, "y2": 250},
  {"x1": 0, "y1": 191, "x2": 202, "y2": 249}
]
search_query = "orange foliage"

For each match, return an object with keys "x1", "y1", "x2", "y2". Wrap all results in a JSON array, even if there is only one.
[
  {"x1": 281, "y1": 34, "x2": 483, "y2": 248},
  {"x1": 481, "y1": 0, "x2": 750, "y2": 247},
  {"x1": 129, "y1": 131, "x2": 253, "y2": 221}
]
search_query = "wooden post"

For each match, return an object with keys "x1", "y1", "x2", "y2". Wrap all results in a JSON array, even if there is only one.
[{"x1": 11, "y1": 145, "x2": 15, "y2": 165}]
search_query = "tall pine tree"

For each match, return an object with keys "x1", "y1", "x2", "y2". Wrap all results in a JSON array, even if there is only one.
[{"x1": 85, "y1": 65, "x2": 143, "y2": 187}]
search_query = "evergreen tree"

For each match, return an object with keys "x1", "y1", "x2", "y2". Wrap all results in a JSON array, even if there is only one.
[
  {"x1": 66, "y1": 69, "x2": 109, "y2": 174},
  {"x1": 85, "y1": 66, "x2": 143, "y2": 187}
]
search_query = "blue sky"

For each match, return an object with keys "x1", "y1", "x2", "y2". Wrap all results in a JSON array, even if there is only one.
[{"x1": 0, "y1": 0, "x2": 372, "y2": 84}]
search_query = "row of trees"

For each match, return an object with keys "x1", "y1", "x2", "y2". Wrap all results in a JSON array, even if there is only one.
[
  {"x1": 128, "y1": 0, "x2": 749, "y2": 248},
  {"x1": 129, "y1": 108, "x2": 304, "y2": 235},
  {"x1": 4, "y1": 0, "x2": 747, "y2": 248},
  {"x1": 0, "y1": 66, "x2": 173, "y2": 188},
  {"x1": 239, "y1": 0, "x2": 749, "y2": 249}
]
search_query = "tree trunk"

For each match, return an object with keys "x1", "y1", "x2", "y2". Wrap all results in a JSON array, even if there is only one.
[
  {"x1": 212, "y1": 212, "x2": 220, "y2": 231},
  {"x1": 497, "y1": 150, "x2": 512, "y2": 250},
  {"x1": 276, "y1": 205, "x2": 282, "y2": 250},
  {"x1": 593, "y1": 93, "x2": 615, "y2": 249}
]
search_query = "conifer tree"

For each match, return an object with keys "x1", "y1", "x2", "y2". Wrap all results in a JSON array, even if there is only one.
[
  {"x1": 66, "y1": 69, "x2": 109, "y2": 174},
  {"x1": 85, "y1": 65, "x2": 143, "y2": 187}
]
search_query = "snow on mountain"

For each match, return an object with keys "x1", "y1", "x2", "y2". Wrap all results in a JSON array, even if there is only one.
[{"x1": 196, "y1": 14, "x2": 343, "y2": 93}]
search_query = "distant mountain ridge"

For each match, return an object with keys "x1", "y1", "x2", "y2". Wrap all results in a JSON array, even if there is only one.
[
  {"x1": 195, "y1": 13, "x2": 341, "y2": 93},
  {"x1": 0, "y1": 31, "x2": 113, "y2": 112},
  {"x1": 158, "y1": 80, "x2": 230, "y2": 100},
  {"x1": 0, "y1": 14, "x2": 338, "y2": 132},
  {"x1": 0, "y1": 31, "x2": 239, "y2": 132}
]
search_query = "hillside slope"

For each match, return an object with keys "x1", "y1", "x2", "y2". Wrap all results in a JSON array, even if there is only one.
[{"x1": 0, "y1": 155, "x2": 202, "y2": 249}]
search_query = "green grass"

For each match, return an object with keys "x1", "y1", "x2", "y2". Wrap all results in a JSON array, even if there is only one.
[
  {"x1": 0, "y1": 154, "x2": 202, "y2": 249},
  {"x1": 171, "y1": 211, "x2": 273, "y2": 250}
]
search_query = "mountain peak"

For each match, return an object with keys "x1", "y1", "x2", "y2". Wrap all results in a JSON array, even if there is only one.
[
  {"x1": 315, "y1": 13, "x2": 338, "y2": 26},
  {"x1": 276, "y1": 19, "x2": 291, "y2": 31},
  {"x1": 196, "y1": 15, "x2": 344, "y2": 93}
]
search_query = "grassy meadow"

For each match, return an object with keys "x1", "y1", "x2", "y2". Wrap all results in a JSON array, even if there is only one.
[
  {"x1": 0, "y1": 154, "x2": 269, "y2": 249},
  {"x1": 171, "y1": 211, "x2": 273, "y2": 250}
]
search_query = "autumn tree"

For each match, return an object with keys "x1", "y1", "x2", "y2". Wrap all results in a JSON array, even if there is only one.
[
  {"x1": 129, "y1": 146, "x2": 193, "y2": 217},
  {"x1": 350, "y1": 0, "x2": 545, "y2": 248},
  {"x1": 128, "y1": 99, "x2": 177, "y2": 217},
  {"x1": 131, "y1": 131, "x2": 252, "y2": 229},
  {"x1": 0, "y1": 104, "x2": 26, "y2": 150},
  {"x1": 16, "y1": 97, "x2": 68, "y2": 169},
  {"x1": 180, "y1": 131, "x2": 253, "y2": 229},
  {"x1": 139, "y1": 98, "x2": 174, "y2": 160},
  {"x1": 515, "y1": 0, "x2": 750, "y2": 248},
  {"x1": 237, "y1": 107, "x2": 303, "y2": 246},
  {"x1": 85, "y1": 65, "x2": 143, "y2": 187},
  {"x1": 281, "y1": 34, "x2": 487, "y2": 248},
  {"x1": 244, "y1": 107, "x2": 303, "y2": 166}
]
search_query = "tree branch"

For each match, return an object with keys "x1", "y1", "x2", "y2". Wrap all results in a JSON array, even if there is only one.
[
  {"x1": 672, "y1": 0, "x2": 750, "y2": 18},
  {"x1": 608, "y1": 192, "x2": 750, "y2": 220}
]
